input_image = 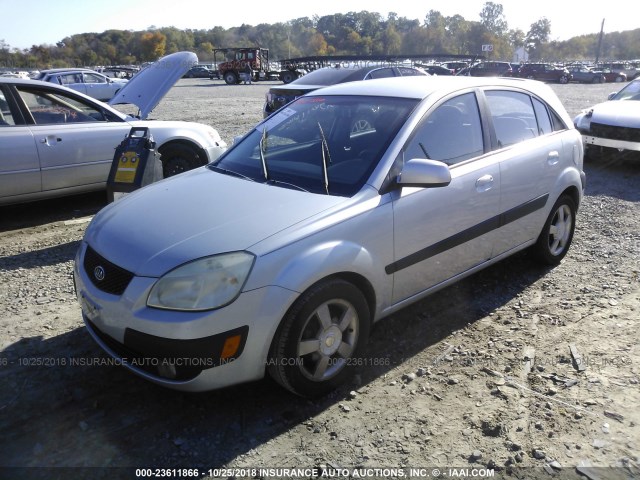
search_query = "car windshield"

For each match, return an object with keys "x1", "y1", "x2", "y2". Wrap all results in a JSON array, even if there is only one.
[
  {"x1": 610, "y1": 80, "x2": 640, "y2": 101},
  {"x1": 211, "y1": 95, "x2": 418, "y2": 196}
]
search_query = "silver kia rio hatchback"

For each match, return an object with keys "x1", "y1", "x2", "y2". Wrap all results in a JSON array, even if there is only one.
[{"x1": 74, "y1": 76, "x2": 585, "y2": 397}]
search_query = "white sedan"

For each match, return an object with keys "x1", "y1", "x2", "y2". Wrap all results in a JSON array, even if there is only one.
[
  {"x1": 32, "y1": 68, "x2": 128, "y2": 101},
  {"x1": 0, "y1": 52, "x2": 227, "y2": 206}
]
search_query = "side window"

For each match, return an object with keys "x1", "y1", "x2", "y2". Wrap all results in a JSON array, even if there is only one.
[
  {"x1": 16, "y1": 87, "x2": 105, "y2": 124},
  {"x1": 59, "y1": 74, "x2": 80, "y2": 85},
  {"x1": 365, "y1": 68, "x2": 395, "y2": 79},
  {"x1": 398, "y1": 67, "x2": 422, "y2": 77},
  {"x1": 404, "y1": 92, "x2": 484, "y2": 165},
  {"x1": 0, "y1": 90, "x2": 17, "y2": 126},
  {"x1": 485, "y1": 90, "x2": 538, "y2": 148},
  {"x1": 83, "y1": 73, "x2": 105, "y2": 84},
  {"x1": 532, "y1": 98, "x2": 553, "y2": 135}
]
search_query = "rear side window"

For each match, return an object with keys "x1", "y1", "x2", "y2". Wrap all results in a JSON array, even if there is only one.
[
  {"x1": 485, "y1": 90, "x2": 538, "y2": 148},
  {"x1": 532, "y1": 98, "x2": 553, "y2": 135}
]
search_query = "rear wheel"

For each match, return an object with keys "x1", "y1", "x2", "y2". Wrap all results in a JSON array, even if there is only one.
[
  {"x1": 281, "y1": 71, "x2": 296, "y2": 84},
  {"x1": 559, "y1": 74, "x2": 569, "y2": 84},
  {"x1": 532, "y1": 195, "x2": 576, "y2": 265},
  {"x1": 268, "y1": 279, "x2": 370, "y2": 398},
  {"x1": 160, "y1": 144, "x2": 203, "y2": 177}
]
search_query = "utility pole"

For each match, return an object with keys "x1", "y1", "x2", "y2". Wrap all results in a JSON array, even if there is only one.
[{"x1": 595, "y1": 19, "x2": 605, "y2": 64}]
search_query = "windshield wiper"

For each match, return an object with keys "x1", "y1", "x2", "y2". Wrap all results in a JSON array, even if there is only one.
[
  {"x1": 317, "y1": 122, "x2": 332, "y2": 194},
  {"x1": 259, "y1": 126, "x2": 269, "y2": 181},
  {"x1": 418, "y1": 142, "x2": 431, "y2": 159},
  {"x1": 209, "y1": 165, "x2": 256, "y2": 182},
  {"x1": 266, "y1": 179, "x2": 309, "y2": 192}
]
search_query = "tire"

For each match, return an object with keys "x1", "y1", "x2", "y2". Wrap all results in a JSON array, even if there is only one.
[
  {"x1": 559, "y1": 75, "x2": 569, "y2": 84},
  {"x1": 615, "y1": 76, "x2": 624, "y2": 83},
  {"x1": 532, "y1": 195, "x2": 576, "y2": 265},
  {"x1": 281, "y1": 71, "x2": 296, "y2": 84},
  {"x1": 268, "y1": 279, "x2": 371, "y2": 398},
  {"x1": 160, "y1": 144, "x2": 203, "y2": 178},
  {"x1": 223, "y1": 71, "x2": 238, "y2": 85}
]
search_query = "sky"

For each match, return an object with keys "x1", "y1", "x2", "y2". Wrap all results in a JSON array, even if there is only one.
[{"x1": 1, "y1": 0, "x2": 635, "y2": 50}]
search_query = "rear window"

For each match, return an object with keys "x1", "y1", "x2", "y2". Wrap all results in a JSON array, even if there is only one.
[{"x1": 293, "y1": 68, "x2": 362, "y2": 86}]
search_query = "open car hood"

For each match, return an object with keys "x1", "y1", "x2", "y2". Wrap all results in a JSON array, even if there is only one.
[{"x1": 108, "y1": 51, "x2": 197, "y2": 119}]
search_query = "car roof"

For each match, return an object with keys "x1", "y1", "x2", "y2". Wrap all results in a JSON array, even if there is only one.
[
  {"x1": 305, "y1": 75, "x2": 571, "y2": 122},
  {"x1": 38, "y1": 68, "x2": 96, "y2": 74},
  {"x1": 289, "y1": 63, "x2": 424, "y2": 87}
]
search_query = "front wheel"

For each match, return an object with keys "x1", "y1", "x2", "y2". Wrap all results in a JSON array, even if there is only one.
[
  {"x1": 559, "y1": 75, "x2": 569, "y2": 84},
  {"x1": 223, "y1": 71, "x2": 238, "y2": 85},
  {"x1": 268, "y1": 279, "x2": 371, "y2": 398},
  {"x1": 160, "y1": 144, "x2": 203, "y2": 177},
  {"x1": 532, "y1": 195, "x2": 576, "y2": 265}
]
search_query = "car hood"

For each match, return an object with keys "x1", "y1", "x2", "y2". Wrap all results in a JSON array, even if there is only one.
[
  {"x1": 108, "y1": 51, "x2": 198, "y2": 120},
  {"x1": 586, "y1": 100, "x2": 640, "y2": 128},
  {"x1": 85, "y1": 168, "x2": 346, "y2": 277}
]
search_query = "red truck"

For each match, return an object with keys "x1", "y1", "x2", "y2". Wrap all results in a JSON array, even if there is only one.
[{"x1": 213, "y1": 47, "x2": 304, "y2": 84}]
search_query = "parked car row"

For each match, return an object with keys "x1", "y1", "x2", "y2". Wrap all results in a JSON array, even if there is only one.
[{"x1": 454, "y1": 61, "x2": 633, "y2": 84}]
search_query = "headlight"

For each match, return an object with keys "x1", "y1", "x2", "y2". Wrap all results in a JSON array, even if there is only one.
[
  {"x1": 147, "y1": 252, "x2": 255, "y2": 311},
  {"x1": 574, "y1": 110, "x2": 592, "y2": 132}
]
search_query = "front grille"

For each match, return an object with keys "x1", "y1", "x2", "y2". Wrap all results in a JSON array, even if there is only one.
[
  {"x1": 83, "y1": 246, "x2": 134, "y2": 295},
  {"x1": 590, "y1": 122, "x2": 640, "y2": 142}
]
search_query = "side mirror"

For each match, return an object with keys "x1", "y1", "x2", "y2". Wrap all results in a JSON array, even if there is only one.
[
  {"x1": 397, "y1": 159, "x2": 451, "y2": 188},
  {"x1": 607, "y1": 92, "x2": 618, "y2": 100}
]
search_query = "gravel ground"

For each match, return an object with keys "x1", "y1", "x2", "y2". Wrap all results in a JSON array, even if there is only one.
[{"x1": 0, "y1": 79, "x2": 638, "y2": 480}]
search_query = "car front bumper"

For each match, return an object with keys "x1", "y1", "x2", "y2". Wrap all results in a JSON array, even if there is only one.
[
  {"x1": 583, "y1": 135, "x2": 640, "y2": 152},
  {"x1": 74, "y1": 243, "x2": 297, "y2": 392}
]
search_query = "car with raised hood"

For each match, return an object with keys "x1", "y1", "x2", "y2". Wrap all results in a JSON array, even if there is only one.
[
  {"x1": 263, "y1": 62, "x2": 428, "y2": 118},
  {"x1": 0, "y1": 51, "x2": 226, "y2": 206},
  {"x1": 75, "y1": 76, "x2": 585, "y2": 398},
  {"x1": 32, "y1": 68, "x2": 129, "y2": 101},
  {"x1": 574, "y1": 78, "x2": 640, "y2": 160}
]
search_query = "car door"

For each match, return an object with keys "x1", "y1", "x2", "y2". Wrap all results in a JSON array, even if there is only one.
[
  {"x1": 0, "y1": 86, "x2": 42, "y2": 200},
  {"x1": 14, "y1": 84, "x2": 131, "y2": 192},
  {"x1": 388, "y1": 92, "x2": 500, "y2": 304},
  {"x1": 58, "y1": 72, "x2": 88, "y2": 96},
  {"x1": 483, "y1": 89, "x2": 563, "y2": 256},
  {"x1": 82, "y1": 72, "x2": 112, "y2": 100}
]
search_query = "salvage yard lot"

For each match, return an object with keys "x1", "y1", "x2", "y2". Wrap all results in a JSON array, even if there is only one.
[{"x1": 0, "y1": 79, "x2": 638, "y2": 478}]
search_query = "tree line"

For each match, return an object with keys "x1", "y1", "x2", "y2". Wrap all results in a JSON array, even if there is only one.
[{"x1": 1, "y1": 3, "x2": 639, "y2": 69}]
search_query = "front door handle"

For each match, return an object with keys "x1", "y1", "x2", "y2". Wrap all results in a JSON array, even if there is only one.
[
  {"x1": 475, "y1": 174, "x2": 494, "y2": 192},
  {"x1": 40, "y1": 136, "x2": 62, "y2": 145}
]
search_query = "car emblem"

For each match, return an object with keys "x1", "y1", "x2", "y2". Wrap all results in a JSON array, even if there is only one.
[{"x1": 94, "y1": 266, "x2": 106, "y2": 282}]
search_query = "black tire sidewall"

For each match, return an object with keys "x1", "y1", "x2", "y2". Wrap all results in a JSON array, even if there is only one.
[
  {"x1": 268, "y1": 279, "x2": 370, "y2": 398},
  {"x1": 533, "y1": 195, "x2": 577, "y2": 265},
  {"x1": 161, "y1": 145, "x2": 200, "y2": 177}
]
